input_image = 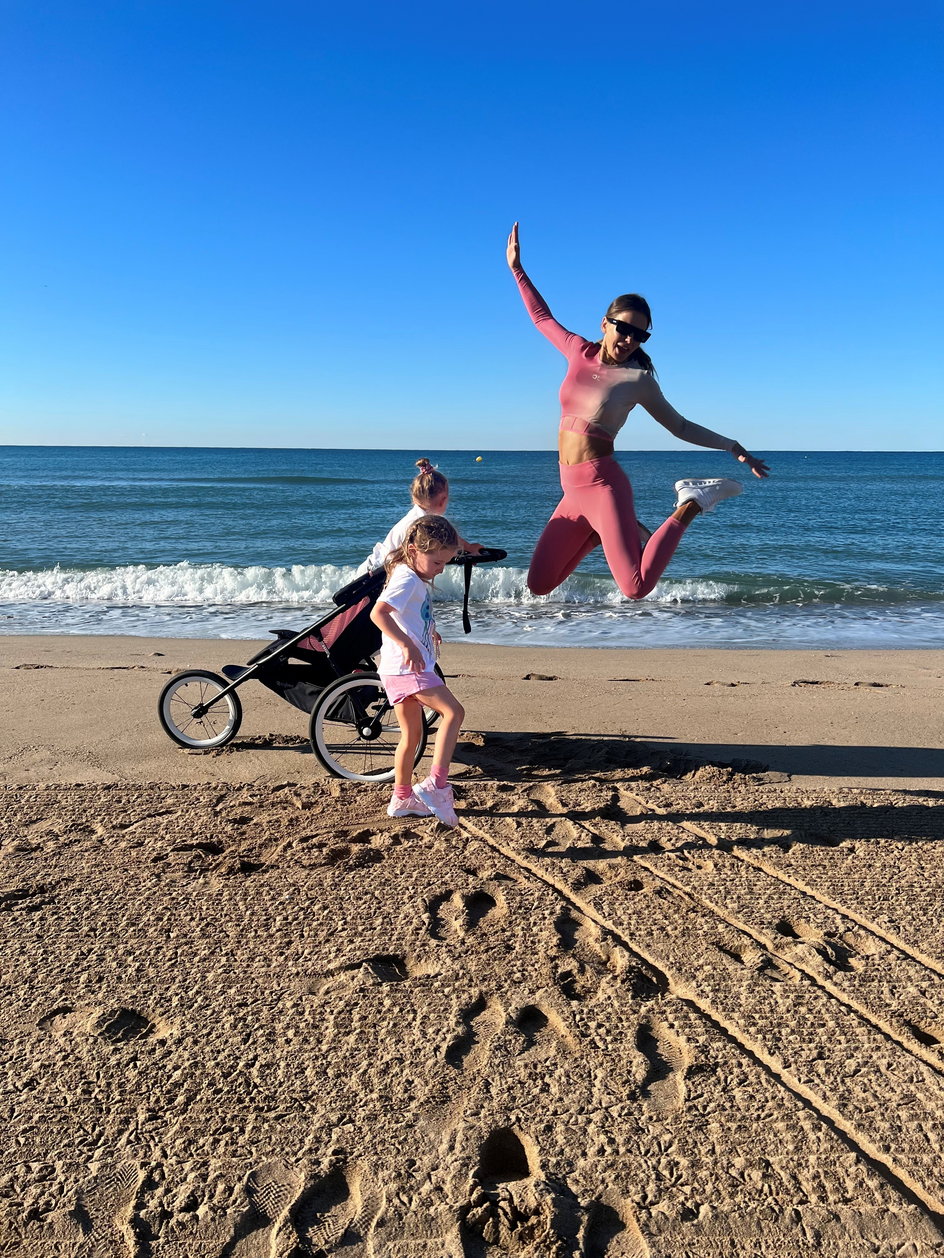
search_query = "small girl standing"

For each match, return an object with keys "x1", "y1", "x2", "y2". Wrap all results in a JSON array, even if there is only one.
[
  {"x1": 370, "y1": 515, "x2": 465, "y2": 827},
  {"x1": 355, "y1": 458, "x2": 480, "y2": 577}
]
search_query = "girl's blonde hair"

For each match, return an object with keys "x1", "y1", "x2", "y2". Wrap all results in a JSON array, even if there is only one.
[
  {"x1": 385, "y1": 514, "x2": 459, "y2": 578},
  {"x1": 412, "y1": 458, "x2": 449, "y2": 508}
]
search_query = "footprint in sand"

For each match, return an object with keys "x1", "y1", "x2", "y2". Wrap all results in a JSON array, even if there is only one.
[
  {"x1": 304, "y1": 952, "x2": 433, "y2": 996},
  {"x1": 714, "y1": 935, "x2": 800, "y2": 985},
  {"x1": 292, "y1": 1161, "x2": 364, "y2": 1255},
  {"x1": 635, "y1": 1019, "x2": 689, "y2": 1117},
  {"x1": 773, "y1": 917, "x2": 864, "y2": 973},
  {"x1": 462, "y1": 1128, "x2": 647, "y2": 1256},
  {"x1": 89, "y1": 1007, "x2": 163, "y2": 1045},
  {"x1": 903, "y1": 1019, "x2": 944, "y2": 1050},
  {"x1": 426, "y1": 887, "x2": 505, "y2": 941},
  {"x1": 582, "y1": 1192, "x2": 650, "y2": 1257},
  {"x1": 71, "y1": 1161, "x2": 145, "y2": 1258},
  {"x1": 553, "y1": 909, "x2": 662, "y2": 1004},
  {"x1": 364, "y1": 953, "x2": 411, "y2": 983},
  {"x1": 444, "y1": 994, "x2": 505, "y2": 1071},
  {"x1": 221, "y1": 1160, "x2": 304, "y2": 1257},
  {"x1": 512, "y1": 1001, "x2": 581, "y2": 1059},
  {"x1": 462, "y1": 1127, "x2": 572, "y2": 1251},
  {"x1": 0, "y1": 882, "x2": 56, "y2": 913},
  {"x1": 220, "y1": 1157, "x2": 369, "y2": 1257},
  {"x1": 553, "y1": 924, "x2": 621, "y2": 997},
  {"x1": 527, "y1": 782, "x2": 567, "y2": 814},
  {"x1": 221, "y1": 1157, "x2": 362, "y2": 1258}
]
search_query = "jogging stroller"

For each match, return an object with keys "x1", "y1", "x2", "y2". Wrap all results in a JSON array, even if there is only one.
[{"x1": 157, "y1": 548, "x2": 506, "y2": 782}]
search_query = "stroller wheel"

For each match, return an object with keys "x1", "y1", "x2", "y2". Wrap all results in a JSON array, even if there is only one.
[
  {"x1": 158, "y1": 670, "x2": 243, "y2": 749},
  {"x1": 310, "y1": 673, "x2": 428, "y2": 782}
]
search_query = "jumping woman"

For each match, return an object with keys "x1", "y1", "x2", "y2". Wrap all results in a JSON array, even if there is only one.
[{"x1": 506, "y1": 222, "x2": 769, "y2": 598}]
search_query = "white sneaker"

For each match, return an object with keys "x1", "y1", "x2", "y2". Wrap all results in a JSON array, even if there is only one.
[
  {"x1": 386, "y1": 791, "x2": 433, "y2": 818},
  {"x1": 674, "y1": 477, "x2": 743, "y2": 513},
  {"x1": 413, "y1": 778, "x2": 459, "y2": 827}
]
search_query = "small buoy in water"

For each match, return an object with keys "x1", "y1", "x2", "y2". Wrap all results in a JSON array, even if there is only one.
[{"x1": 475, "y1": 456, "x2": 483, "y2": 462}]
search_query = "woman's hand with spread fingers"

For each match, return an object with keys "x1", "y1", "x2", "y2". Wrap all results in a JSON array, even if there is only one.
[{"x1": 732, "y1": 443, "x2": 770, "y2": 478}]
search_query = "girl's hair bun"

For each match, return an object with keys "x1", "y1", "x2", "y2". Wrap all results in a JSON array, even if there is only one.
[{"x1": 412, "y1": 459, "x2": 448, "y2": 506}]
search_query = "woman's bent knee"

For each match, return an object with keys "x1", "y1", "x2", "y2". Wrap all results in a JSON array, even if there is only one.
[{"x1": 614, "y1": 576, "x2": 649, "y2": 600}]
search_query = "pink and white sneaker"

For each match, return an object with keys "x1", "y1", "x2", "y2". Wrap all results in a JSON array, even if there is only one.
[
  {"x1": 413, "y1": 778, "x2": 459, "y2": 827},
  {"x1": 386, "y1": 792, "x2": 433, "y2": 819}
]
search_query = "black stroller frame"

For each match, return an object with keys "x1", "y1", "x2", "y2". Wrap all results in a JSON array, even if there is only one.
[{"x1": 157, "y1": 548, "x2": 506, "y2": 783}]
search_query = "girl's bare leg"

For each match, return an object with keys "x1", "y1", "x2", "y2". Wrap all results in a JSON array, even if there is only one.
[
  {"x1": 416, "y1": 687, "x2": 465, "y2": 775},
  {"x1": 393, "y1": 697, "x2": 424, "y2": 788}
]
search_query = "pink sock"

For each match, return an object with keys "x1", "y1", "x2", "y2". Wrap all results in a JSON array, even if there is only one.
[
  {"x1": 430, "y1": 767, "x2": 448, "y2": 789},
  {"x1": 393, "y1": 785, "x2": 412, "y2": 801}
]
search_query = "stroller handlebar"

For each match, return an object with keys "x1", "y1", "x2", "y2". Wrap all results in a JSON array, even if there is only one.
[
  {"x1": 333, "y1": 546, "x2": 507, "y2": 610},
  {"x1": 449, "y1": 546, "x2": 507, "y2": 566}
]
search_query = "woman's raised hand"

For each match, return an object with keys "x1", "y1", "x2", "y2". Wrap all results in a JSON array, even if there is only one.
[{"x1": 506, "y1": 222, "x2": 520, "y2": 270}]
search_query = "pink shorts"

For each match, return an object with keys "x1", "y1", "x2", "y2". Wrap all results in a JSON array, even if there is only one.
[{"x1": 380, "y1": 670, "x2": 444, "y2": 705}]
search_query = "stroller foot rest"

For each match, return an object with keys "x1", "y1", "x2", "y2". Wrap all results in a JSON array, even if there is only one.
[{"x1": 221, "y1": 665, "x2": 251, "y2": 682}]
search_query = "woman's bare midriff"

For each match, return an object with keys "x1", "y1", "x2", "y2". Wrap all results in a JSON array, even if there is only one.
[{"x1": 558, "y1": 430, "x2": 613, "y2": 465}]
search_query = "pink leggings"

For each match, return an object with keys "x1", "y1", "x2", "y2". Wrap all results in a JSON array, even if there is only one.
[{"x1": 527, "y1": 456, "x2": 687, "y2": 599}]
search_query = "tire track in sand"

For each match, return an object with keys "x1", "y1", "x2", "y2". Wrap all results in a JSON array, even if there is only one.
[{"x1": 459, "y1": 811, "x2": 944, "y2": 1234}]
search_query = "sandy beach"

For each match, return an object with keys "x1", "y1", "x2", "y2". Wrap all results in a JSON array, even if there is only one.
[{"x1": 3, "y1": 635, "x2": 944, "y2": 1255}]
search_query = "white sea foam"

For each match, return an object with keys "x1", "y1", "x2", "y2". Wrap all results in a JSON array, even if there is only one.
[
  {"x1": 0, "y1": 562, "x2": 356, "y2": 606},
  {"x1": 0, "y1": 562, "x2": 740, "y2": 609},
  {"x1": 3, "y1": 565, "x2": 943, "y2": 648}
]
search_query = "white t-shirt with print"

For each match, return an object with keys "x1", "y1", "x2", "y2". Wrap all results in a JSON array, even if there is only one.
[
  {"x1": 354, "y1": 504, "x2": 425, "y2": 578},
  {"x1": 376, "y1": 563, "x2": 437, "y2": 677}
]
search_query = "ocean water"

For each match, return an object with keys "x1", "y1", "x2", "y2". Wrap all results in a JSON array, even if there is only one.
[{"x1": 2, "y1": 446, "x2": 942, "y2": 649}]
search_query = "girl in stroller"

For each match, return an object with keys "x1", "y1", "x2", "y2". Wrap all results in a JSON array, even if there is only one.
[
  {"x1": 371, "y1": 514, "x2": 465, "y2": 827},
  {"x1": 356, "y1": 458, "x2": 481, "y2": 577}
]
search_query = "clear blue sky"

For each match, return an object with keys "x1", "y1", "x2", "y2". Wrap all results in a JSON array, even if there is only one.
[{"x1": 1, "y1": 0, "x2": 941, "y2": 451}]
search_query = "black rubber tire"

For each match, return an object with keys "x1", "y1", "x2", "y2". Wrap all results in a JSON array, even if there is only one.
[
  {"x1": 309, "y1": 672, "x2": 428, "y2": 782},
  {"x1": 158, "y1": 670, "x2": 243, "y2": 749}
]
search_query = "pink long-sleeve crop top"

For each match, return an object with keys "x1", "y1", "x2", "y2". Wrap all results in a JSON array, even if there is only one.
[{"x1": 513, "y1": 267, "x2": 736, "y2": 453}]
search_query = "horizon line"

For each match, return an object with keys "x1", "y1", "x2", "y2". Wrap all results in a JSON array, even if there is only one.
[{"x1": 2, "y1": 444, "x2": 940, "y2": 455}]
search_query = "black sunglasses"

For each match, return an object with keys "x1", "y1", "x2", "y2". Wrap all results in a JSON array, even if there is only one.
[{"x1": 606, "y1": 317, "x2": 650, "y2": 343}]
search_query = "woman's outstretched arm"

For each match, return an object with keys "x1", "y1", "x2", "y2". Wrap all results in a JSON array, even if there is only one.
[
  {"x1": 506, "y1": 222, "x2": 584, "y2": 355},
  {"x1": 641, "y1": 377, "x2": 770, "y2": 478}
]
